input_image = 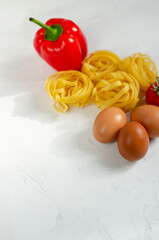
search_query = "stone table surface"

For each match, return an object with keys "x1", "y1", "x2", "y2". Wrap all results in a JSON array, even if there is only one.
[{"x1": 0, "y1": 0, "x2": 159, "y2": 239}]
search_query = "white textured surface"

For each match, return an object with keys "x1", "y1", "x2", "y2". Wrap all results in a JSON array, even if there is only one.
[{"x1": 0, "y1": 0, "x2": 159, "y2": 239}]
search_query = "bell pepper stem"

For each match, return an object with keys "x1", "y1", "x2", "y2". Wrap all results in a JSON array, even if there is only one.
[
  {"x1": 29, "y1": 17, "x2": 63, "y2": 41},
  {"x1": 29, "y1": 17, "x2": 54, "y2": 32}
]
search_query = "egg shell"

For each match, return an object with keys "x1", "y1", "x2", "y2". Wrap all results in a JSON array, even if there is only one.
[
  {"x1": 117, "y1": 121, "x2": 149, "y2": 161},
  {"x1": 130, "y1": 104, "x2": 159, "y2": 138},
  {"x1": 93, "y1": 107, "x2": 127, "y2": 143}
]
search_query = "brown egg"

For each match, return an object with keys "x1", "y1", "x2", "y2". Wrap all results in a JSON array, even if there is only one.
[
  {"x1": 93, "y1": 107, "x2": 127, "y2": 143},
  {"x1": 117, "y1": 121, "x2": 149, "y2": 161},
  {"x1": 130, "y1": 104, "x2": 159, "y2": 138}
]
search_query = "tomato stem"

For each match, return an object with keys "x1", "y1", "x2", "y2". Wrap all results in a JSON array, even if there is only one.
[{"x1": 151, "y1": 77, "x2": 159, "y2": 93}]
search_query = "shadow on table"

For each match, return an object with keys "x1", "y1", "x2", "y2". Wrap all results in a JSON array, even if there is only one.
[
  {"x1": 48, "y1": 121, "x2": 138, "y2": 171},
  {"x1": 11, "y1": 88, "x2": 60, "y2": 123},
  {"x1": 2, "y1": 54, "x2": 60, "y2": 123},
  {"x1": 76, "y1": 124, "x2": 138, "y2": 171}
]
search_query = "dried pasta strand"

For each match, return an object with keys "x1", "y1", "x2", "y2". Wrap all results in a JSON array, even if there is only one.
[
  {"x1": 45, "y1": 70, "x2": 94, "y2": 113},
  {"x1": 93, "y1": 71, "x2": 140, "y2": 112},
  {"x1": 119, "y1": 53, "x2": 157, "y2": 91},
  {"x1": 81, "y1": 50, "x2": 120, "y2": 84}
]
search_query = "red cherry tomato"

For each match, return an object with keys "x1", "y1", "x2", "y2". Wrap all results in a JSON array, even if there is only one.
[{"x1": 146, "y1": 77, "x2": 159, "y2": 107}]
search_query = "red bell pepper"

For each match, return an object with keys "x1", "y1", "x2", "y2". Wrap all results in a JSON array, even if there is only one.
[{"x1": 29, "y1": 17, "x2": 87, "y2": 71}]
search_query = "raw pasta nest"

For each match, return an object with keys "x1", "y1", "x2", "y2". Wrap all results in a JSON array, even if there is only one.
[
  {"x1": 45, "y1": 51, "x2": 157, "y2": 113},
  {"x1": 119, "y1": 53, "x2": 157, "y2": 91},
  {"x1": 45, "y1": 70, "x2": 94, "y2": 113},
  {"x1": 81, "y1": 50, "x2": 120, "y2": 84},
  {"x1": 93, "y1": 71, "x2": 140, "y2": 112}
]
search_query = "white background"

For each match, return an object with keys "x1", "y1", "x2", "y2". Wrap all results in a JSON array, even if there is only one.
[{"x1": 0, "y1": 0, "x2": 159, "y2": 239}]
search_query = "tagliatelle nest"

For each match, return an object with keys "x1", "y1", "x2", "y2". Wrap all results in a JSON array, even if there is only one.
[
  {"x1": 45, "y1": 70, "x2": 94, "y2": 113},
  {"x1": 119, "y1": 53, "x2": 157, "y2": 91},
  {"x1": 81, "y1": 50, "x2": 120, "y2": 84},
  {"x1": 93, "y1": 71, "x2": 140, "y2": 112}
]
